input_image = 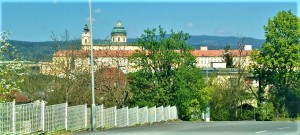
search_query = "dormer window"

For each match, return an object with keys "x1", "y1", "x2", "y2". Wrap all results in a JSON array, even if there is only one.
[{"x1": 85, "y1": 39, "x2": 87, "y2": 44}]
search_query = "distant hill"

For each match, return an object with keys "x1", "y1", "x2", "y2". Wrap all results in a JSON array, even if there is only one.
[
  {"x1": 129, "y1": 35, "x2": 264, "y2": 50},
  {"x1": 8, "y1": 35, "x2": 264, "y2": 62},
  {"x1": 8, "y1": 40, "x2": 82, "y2": 62},
  {"x1": 186, "y1": 35, "x2": 264, "y2": 50}
]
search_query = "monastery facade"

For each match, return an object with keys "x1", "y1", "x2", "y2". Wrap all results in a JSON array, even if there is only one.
[{"x1": 40, "y1": 21, "x2": 252, "y2": 75}]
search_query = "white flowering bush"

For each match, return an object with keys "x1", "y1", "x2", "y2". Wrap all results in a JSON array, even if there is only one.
[{"x1": 0, "y1": 31, "x2": 25, "y2": 102}]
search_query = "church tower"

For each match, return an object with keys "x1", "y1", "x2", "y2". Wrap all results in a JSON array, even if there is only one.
[
  {"x1": 111, "y1": 20, "x2": 127, "y2": 43},
  {"x1": 81, "y1": 24, "x2": 91, "y2": 50}
]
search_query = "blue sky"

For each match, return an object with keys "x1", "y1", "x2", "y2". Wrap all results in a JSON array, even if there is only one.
[{"x1": 1, "y1": 0, "x2": 298, "y2": 42}]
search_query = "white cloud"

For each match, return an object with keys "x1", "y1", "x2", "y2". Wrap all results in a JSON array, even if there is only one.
[
  {"x1": 187, "y1": 22, "x2": 194, "y2": 27},
  {"x1": 86, "y1": 17, "x2": 96, "y2": 22},
  {"x1": 94, "y1": 9, "x2": 102, "y2": 13}
]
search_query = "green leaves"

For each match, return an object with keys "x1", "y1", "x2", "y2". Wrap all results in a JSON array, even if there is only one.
[
  {"x1": 223, "y1": 44, "x2": 234, "y2": 68},
  {"x1": 250, "y1": 10, "x2": 300, "y2": 117},
  {"x1": 128, "y1": 27, "x2": 209, "y2": 120},
  {"x1": 0, "y1": 31, "x2": 26, "y2": 102}
]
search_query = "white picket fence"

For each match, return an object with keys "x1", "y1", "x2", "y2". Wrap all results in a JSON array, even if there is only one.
[{"x1": 0, "y1": 101, "x2": 178, "y2": 134}]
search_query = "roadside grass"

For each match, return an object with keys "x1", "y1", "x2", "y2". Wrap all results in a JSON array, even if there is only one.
[
  {"x1": 41, "y1": 129, "x2": 88, "y2": 135},
  {"x1": 43, "y1": 130, "x2": 73, "y2": 135},
  {"x1": 45, "y1": 120, "x2": 182, "y2": 134},
  {"x1": 272, "y1": 117, "x2": 300, "y2": 121}
]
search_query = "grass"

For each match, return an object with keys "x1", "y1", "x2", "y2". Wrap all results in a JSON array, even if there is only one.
[
  {"x1": 272, "y1": 117, "x2": 300, "y2": 122},
  {"x1": 40, "y1": 129, "x2": 85, "y2": 135}
]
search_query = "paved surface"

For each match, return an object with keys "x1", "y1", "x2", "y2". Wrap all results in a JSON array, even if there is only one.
[{"x1": 76, "y1": 121, "x2": 300, "y2": 135}]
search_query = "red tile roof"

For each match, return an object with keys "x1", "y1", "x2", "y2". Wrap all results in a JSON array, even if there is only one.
[
  {"x1": 53, "y1": 50, "x2": 137, "y2": 57},
  {"x1": 53, "y1": 49, "x2": 251, "y2": 57},
  {"x1": 191, "y1": 50, "x2": 251, "y2": 57}
]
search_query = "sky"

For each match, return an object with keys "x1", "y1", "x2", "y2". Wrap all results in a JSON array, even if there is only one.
[{"x1": 0, "y1": 0, "x2": 298, "y2": 42}]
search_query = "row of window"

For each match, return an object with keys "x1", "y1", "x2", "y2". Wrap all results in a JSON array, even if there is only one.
[{"x1": 112, "y1": 37, "x2": 126, "y2": 42}]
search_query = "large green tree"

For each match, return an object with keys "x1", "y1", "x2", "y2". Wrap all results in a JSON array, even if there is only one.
[
  {"x1": 250, "y1": 10, "x2": 300, "y2": 117},
  {"x1": 128, "y1": 27, "x2": 210, "y2": 120}
]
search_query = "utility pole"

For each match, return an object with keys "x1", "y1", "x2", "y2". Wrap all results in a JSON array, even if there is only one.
[{"x1": 89, "y1": 0, "x2": 96, "y2": 131}]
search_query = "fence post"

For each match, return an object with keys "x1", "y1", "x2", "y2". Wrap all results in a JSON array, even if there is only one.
[
  {"x1": 161, "y1": 106, "x2": 164, "y2": 121},
  {"x1": 41, "y1": 100, "x2": 45, "y2": 132},
  {"x1": 101, "y1": 104, "x2": 104, "y2": 128},
  {"x1": 12, "y1": 100, "x2": 16, "y2": 135},
  {"x1": 65, "y1": 102, "x2": 68, "y2": 130},
  {"x1": 84, "y1": 104, "x2": 87, "y2": 128},
  {"x1": 168, "y1": 105, "x2": 171, "y2": 120},
  {"x1": 114, "y1": 106, "x2": 117, "y2": 127},
  {"x1": 154, "y1": 106, "x2": 157, "y2": 122},
  {"x1": 146, "y1": 106, "x2": 148, "y2": 123},
  {"x1": 126, "y1": 106, "x2": 129, "y2": 126},
  {"x1": 136, "y1": 106, "x2": 139, "y2": 124},
  {"x1": 175, "y1": 106, "x2": 178, "y2": 119}
]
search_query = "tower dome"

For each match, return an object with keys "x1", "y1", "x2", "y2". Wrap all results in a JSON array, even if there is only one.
[
  {"x1": 83, "y1": 24, "x2": 89, "y2": 33},
  {"x1": 111, "y1": 20, "x2": 127, "y2": 43}
]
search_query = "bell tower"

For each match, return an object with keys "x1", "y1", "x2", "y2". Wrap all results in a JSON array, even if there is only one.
[{"x1": 81, "y1": 24, "x2": 91, "y2": 50}]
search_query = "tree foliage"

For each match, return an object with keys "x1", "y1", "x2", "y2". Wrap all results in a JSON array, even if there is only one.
[
  {"x1": 209, "y1": 75, "x2": 254, "y2": 121},
  {"x1": 223, "y1": 44, "x2": 234, "y2": 68},
  {"x1": 128, "y1": 27, "x2": 210, "y2": 120},
  {"x1": 0, "y1": 32, "x2": 26, "y2": 102},
  {"x1": 250, "y1": 10, "x2": 300, "y2": 117},
  {"x1": 95, "y1": 67, "x2": 130, "y2": 108}
]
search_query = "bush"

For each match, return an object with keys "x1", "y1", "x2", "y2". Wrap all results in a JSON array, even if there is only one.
[{"x1": 257, "y1": 102, "x2": 274, "y2": 121}]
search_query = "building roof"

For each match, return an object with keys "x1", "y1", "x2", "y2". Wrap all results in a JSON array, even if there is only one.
[
  {"x1": 53, "y1": 50, "x2": 137, "y2": 57},
  {"x1": 53, "y1": 49, "x2": 251, "y2": 57},
  {"x1": 191, "y1": 50, "x2": 251, "y2": 57}
]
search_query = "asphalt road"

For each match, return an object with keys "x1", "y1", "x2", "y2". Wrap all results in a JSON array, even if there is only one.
[{"x1": 76, "y1": 121, "x2": 300, "y2": 135}]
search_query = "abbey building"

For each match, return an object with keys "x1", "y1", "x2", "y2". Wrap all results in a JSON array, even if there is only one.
[{"x1": 40, "y1": 21, "x2": 252, "y2": 75}]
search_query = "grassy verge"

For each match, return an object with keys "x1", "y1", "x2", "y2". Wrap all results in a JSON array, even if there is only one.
[{"x1": 272, "y1": 117, "x2": 300, "y2": 121}]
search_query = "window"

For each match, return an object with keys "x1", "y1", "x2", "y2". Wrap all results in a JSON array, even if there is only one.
[
  {"x1": 118, "y1": 37, "x2": 120, "y2": 42},
  {"x1": 85, "y1": 39, "x2": 87, "y2": 43}
]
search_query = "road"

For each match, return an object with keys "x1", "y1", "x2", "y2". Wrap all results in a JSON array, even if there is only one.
[{"x1": 76, "y1": 121, "x2": 300, "y2": 135}]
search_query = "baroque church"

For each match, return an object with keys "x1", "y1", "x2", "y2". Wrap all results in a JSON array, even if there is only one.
[{"x1": 40, "y1": 20, "x2": 252, "y2": 75}]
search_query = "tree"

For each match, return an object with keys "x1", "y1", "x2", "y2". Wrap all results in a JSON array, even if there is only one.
[
  {"x1": 128, "y1": 26, "x2": 210, "y2": 120},
  {"x1": 18, "y1": 72, "x2": 54, "y2": 101},
  {"x1": 223, "y1": 44, "x2": 234, "y2": 68},
  {"x1": 18, "y1": 30, "x2": 93, "y2": 105},
  {"x1": 250, "y1": 10, "x2": 300, "y2": 117},
  {"x1": 0, "y1": 32, "x2": 26, "y2": 102},
  {"x1": 95, "y1": 67, "x2": 130, "y2": 108},
  {"x1": 210, "y1": 37, "x2": 255, "y2": 121},
  {"x1": 172, "y1": 66, "x2": 210, "y2": 120}
]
